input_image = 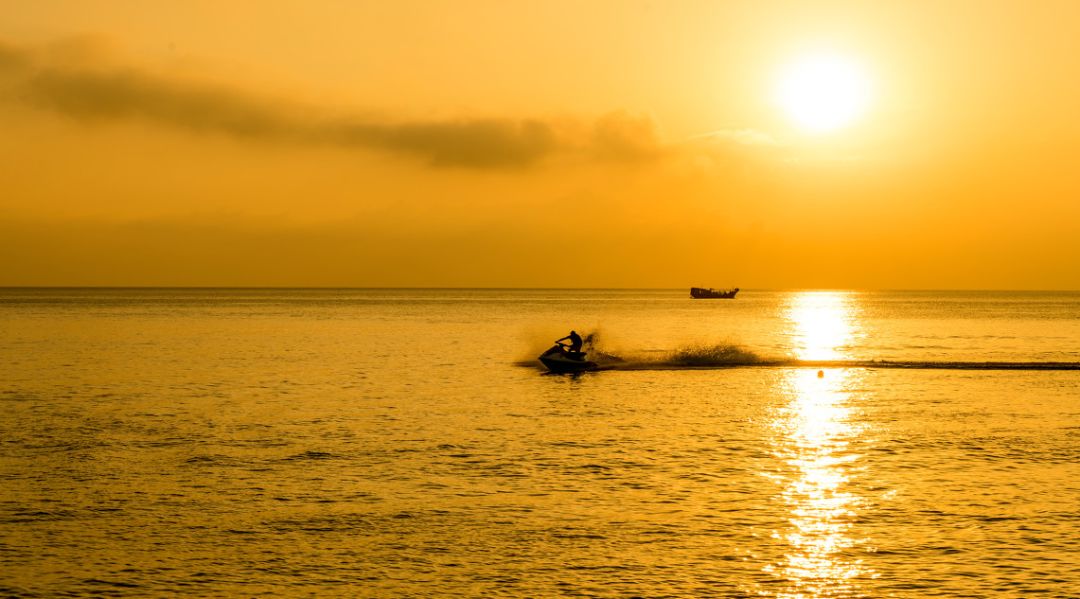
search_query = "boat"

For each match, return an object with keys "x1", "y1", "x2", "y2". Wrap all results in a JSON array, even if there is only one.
[
  {"x1": 690, "y1": 286, "x2": 739, "y2": 299},
  {"x1": 538, "y1": 343, "x2": 597, "y2": 373}
]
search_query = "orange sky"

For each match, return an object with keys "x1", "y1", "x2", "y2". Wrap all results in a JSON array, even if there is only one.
[{"x1": 2, "y1": 0, "x2": 1079, "y2": 288}]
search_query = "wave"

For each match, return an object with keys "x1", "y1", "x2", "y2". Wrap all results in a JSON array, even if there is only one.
[
  {"x1": 604, "y1": 359, "x2": 1080, "y2": 371},
  {"x1": 796, "y1": 360, "x2": 1080, "y2": 371},
  {"x1": 521, "y1": 338, "x2": 1080, "y2": 372}
]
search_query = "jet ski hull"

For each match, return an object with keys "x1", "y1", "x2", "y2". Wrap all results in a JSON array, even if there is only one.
[{"x1": 539, "y1": 346, "x2": 597, "y2": 373}]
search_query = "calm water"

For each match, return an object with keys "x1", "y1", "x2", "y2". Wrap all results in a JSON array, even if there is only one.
[{"x1": 1, "y1": 289, "x2": 1078, "y2": 597}]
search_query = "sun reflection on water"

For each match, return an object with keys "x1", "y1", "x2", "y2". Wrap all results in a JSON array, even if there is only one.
[
  {"x1": 785, "y1": 292, "x2": 860, "y2": 361},
  {"x1": 762, "y1": 292, "x2": 871, "y2": 597}
]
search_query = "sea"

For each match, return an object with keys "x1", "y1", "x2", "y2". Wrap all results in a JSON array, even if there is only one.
[{"x1": 1, "y1": 288, "x2": 1078, "y2": 598}]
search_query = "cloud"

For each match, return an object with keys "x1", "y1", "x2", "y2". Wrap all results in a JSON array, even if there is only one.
[
  {"x1": 0, "y1": 37, "x2": 659, "y2": 169},
  {"x1": 0, "y1": 40, "x2": 28, "y2": 70},
  {"x1": 23, "y1": 67, "x2": 292, "y2": 138},
  {"x1": 324, "y1": 119, "x2": 559, "y2": 168},
  {"x1": 694, "y1": 128, "x2": 779, "y2": 147},
  {"x1": 591, "y1": 110, "x2": 663, "y2": 161}
]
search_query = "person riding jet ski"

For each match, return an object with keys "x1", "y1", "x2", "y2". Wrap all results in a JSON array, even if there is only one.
[
  {"x1": 555, "y1": 330, "x2": 583, "y2": 353},
  {"x1": 539, "y1": 330, "x2": 596, "y2": 373}
]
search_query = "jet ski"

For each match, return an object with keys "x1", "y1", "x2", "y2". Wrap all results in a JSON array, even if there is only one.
[{"x1": 539, "y1": 342, "x2": 598, "y2": 373}]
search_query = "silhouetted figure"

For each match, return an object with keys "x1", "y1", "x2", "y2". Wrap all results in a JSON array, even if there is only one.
[
  {"x1": 540, "y1": 330, "x2": 597, "y2": 373},
  {"x1": 557, "y1": 330, "x2": 583, "y2": 353}
]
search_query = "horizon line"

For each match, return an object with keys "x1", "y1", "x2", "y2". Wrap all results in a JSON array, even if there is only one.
[{"x1": 2, "y1": 286, "x2": 1080, "y2": 293}]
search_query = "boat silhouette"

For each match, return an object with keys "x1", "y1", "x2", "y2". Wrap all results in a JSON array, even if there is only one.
[{"x1": 690, "y1": 287, "x2": 739, "y2": 299}]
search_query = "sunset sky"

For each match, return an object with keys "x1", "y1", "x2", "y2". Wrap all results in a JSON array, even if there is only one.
[{"x1": 2, "y1": 0, "x2": 1079, "y2": 288}]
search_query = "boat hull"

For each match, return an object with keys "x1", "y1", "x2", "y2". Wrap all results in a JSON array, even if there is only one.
[{"x1": 690, "y1": 287, "x2": 739, "y2": 299}]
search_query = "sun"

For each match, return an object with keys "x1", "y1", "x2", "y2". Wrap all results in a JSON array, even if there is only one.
[{"x1": 774, "y1": 52, "x2": 871, "y2": 133}]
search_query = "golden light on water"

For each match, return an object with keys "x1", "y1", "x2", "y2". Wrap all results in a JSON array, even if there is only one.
[
  {"x1": 763, "y1": 292, "x2": 871, "y2": 597},
  {"x1": 785, "y1": 292, "x2": 859, "y2": 361},
  {"x1": 765, "y1": 368, "x2": 869, "y2": 598}
]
